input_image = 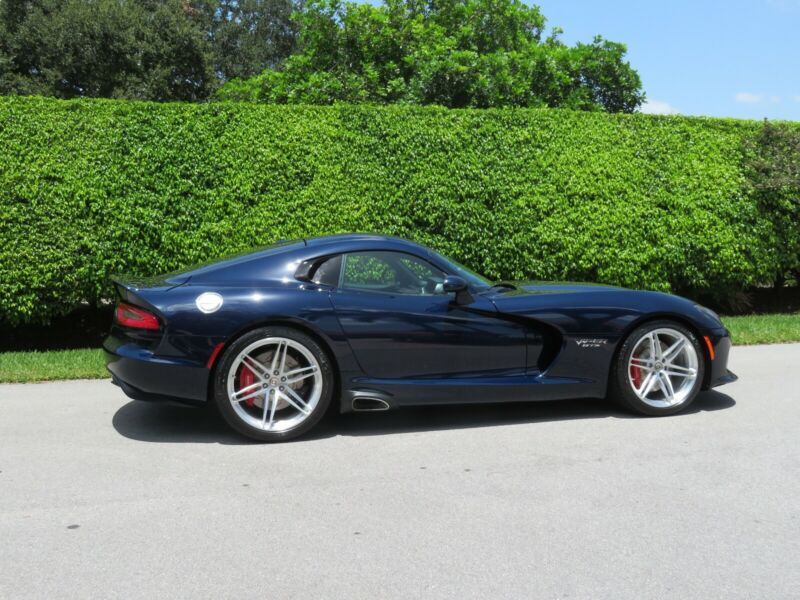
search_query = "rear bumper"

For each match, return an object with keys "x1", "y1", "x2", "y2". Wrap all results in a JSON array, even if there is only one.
[
  {"x1": 109, "y1": 373, "x2": 205, "y2": 407},
  {"x1": 104, "y1": 337, "x2": 209, "y2": 404}
]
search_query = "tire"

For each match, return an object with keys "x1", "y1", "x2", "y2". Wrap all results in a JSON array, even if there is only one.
[
  {"x1": 212, "y1": 326, "x2": 335, "y2": 442},
  {"x1": 608, "y1": 319, "x2": 705, "y2": 416}
]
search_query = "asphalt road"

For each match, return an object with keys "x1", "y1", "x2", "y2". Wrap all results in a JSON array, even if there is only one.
[{"x1": 1, "y1": 344, "x2": 798, "y2": 599}]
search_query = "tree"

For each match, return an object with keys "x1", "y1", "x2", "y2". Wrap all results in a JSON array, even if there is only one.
[
  {"x1": 191, "y1": 0, "x2": 298, "y2": 81},
  {"x1": 215, "y1": 0, "x2": 644, "y2": 112},
  {"x1": 0, "y1": 0, "x2": 213, "y2": 100},
  {"x1": 0, "y1": 0, "x2": 299, "y2": 100}
]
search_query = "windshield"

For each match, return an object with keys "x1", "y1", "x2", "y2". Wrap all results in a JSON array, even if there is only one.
[{"x1": 429, "y1": 251, "x2": 492, "y2": 289}]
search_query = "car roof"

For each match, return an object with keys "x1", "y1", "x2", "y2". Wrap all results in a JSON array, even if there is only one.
[
  {"x1": 175, "y1": 234, "x2": 433, "y2": 284},
  {"x1": 305, "y1": 233, "x2": 422, "y2": 249},
  {"x1": 302, "y1": 233, "x2": 432, "y2": 256}
]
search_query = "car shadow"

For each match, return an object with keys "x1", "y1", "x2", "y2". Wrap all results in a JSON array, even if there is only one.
[{"x1": 111, "y1": 390, "x2": 737, "y2": 445}]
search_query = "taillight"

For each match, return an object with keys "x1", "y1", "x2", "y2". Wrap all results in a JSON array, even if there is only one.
[{"x1": 114, "y1": 302, "x2": 161, "y2": 330}]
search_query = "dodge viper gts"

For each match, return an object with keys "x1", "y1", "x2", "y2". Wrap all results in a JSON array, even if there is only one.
[{"x1": 105, "y1": 234, "x2": 737, "y2": 441}]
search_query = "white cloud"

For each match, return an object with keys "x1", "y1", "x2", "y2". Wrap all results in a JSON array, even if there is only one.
[
  {"x1": 640, "y1": 100, "x2": 679, "y2": 115},
  {"x1": 735, "y1": 92, "x2": 783, "y2": 104},
  {"x1": 736, "y1": 92, "x2": 763, "y2": 104}
]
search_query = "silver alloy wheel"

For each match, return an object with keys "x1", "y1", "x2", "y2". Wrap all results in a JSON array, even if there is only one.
[
  {"x1": 627, "y1": 327, "x2": 699, "y2": 409},
  {"x1": 226, "y1": 337, "x2": 322, "y2": 433}
]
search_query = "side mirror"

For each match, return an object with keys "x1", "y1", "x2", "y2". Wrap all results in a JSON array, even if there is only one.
[{"x1": 442, "y1": 275, "x2": 473, "y2": 305}]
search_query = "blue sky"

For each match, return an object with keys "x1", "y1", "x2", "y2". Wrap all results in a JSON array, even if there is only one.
[{"x1": 535, "y1": 0, "x2": 800, "y2": 120}]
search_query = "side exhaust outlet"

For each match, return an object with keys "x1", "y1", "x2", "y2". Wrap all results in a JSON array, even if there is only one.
[{"x1": 351, "y1": 397, "x2": 391, "y2": 412}]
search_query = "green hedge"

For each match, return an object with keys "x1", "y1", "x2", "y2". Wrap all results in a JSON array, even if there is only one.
[{"x1": 0, "y1": 96, "x2": 789, "y2": 325}]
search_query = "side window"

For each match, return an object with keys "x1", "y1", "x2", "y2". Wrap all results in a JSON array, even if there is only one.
[
  {"x1": 398, "y1": 255, "x2": 441, "y2": 282},
  {"x1": 311, "y1": 255, "x2": 342, "y2": 287},
  {"x1": 342, "y1": 254, "x2": 397, "y2": 289},
  {"x1": 340, "y1": 251, "x2": 445, "y2": 295}
]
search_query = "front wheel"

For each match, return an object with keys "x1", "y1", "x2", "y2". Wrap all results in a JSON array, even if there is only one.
[
  {"x1": 609, "y1": 320, "x2": 705, "y2": 416},
  {"x1": 212, "y1": 326, "x2": 334, "y2": 442}
]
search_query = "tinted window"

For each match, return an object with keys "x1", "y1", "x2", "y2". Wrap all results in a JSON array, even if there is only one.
[
  {"x1": 340, "y1": 252, "x2": 445, "y2": 295},
  {"x1": 311, "y1": 255, "x2": 342, "y2": 286}
]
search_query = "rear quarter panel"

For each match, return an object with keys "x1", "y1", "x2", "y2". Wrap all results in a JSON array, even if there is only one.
[{"x1": 120, "y1": 283, "x2": 362, "y2": 402}]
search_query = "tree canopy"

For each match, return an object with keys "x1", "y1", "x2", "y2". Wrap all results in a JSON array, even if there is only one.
[
  {"x1": 216, "y1": 0, "x2": 644, "y2": 112},
  {"x1": 0, "y1": 0, "x2": 644, "y2": 110},
  {"x1": 191, "y1": 0, "x2": 298, "y2": 81},
  {"x1": 0, "y1": 0, "x2": 297, "y2": 101}
]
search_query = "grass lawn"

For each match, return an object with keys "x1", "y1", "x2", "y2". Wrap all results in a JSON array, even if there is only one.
[
  {"x1": 0, "y1": 313, "x2": 798, "y2": 383},
  {"x1": 0, "y1": 348, "x2": 108, "y2": 383},
  {"x1": 721, "y1": 313, "x2": 800, "y2": 346}
]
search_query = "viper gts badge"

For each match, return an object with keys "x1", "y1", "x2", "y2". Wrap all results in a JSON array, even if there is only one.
[{"x1": 576, "y1": 338, "x2": 608, "y2": 348}]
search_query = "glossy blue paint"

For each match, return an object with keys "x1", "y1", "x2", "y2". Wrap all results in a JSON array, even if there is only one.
[
  {"x1": 104, "y1": 234, "x2": 735, "y2": 410},
  {"x1": 330, "y1": 290, "x2": 526, "y2": 378}
]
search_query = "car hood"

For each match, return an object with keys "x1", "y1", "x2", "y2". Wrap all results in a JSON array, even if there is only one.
[{"x1": 496, "y1": 281, "x2": 626, "y2": 296}]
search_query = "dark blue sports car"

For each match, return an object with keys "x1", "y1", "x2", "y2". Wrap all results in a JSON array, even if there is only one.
[{"x1": 105, "y1": 234, "x2": 736, "y2": 441}]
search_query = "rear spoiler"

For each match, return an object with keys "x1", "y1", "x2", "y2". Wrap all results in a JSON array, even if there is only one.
[
  {"x1": 110, "y1": 275, "x2": 188, "y2": 311},
  {"x1": 110, "y1": 274, "x2": 190, "y2": 292}
]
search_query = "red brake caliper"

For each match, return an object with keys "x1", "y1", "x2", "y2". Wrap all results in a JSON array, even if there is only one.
[
  {"x1": 630, "y1": 354, "x2": 642, "y2": 389},
  {"x1": 238, "y1": 366, "x2": 257, "y2": 406}
]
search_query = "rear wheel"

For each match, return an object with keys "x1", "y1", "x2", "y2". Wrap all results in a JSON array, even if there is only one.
[
  {"x1": 609, "y1": 320, "x2": 705, "y2": 416},
  {"x1": 212, "y1": 326, "x2": 334, "y2": 442}
]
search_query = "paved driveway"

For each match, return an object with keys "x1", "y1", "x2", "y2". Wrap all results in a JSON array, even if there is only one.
[{"x1": 1, "y1": 344, "x2": 798, "y2": 599}]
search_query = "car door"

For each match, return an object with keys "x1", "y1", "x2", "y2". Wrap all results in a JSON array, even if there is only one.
[{"x1": 316, "y1": 250, "x2": 526, "y2": 380}]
